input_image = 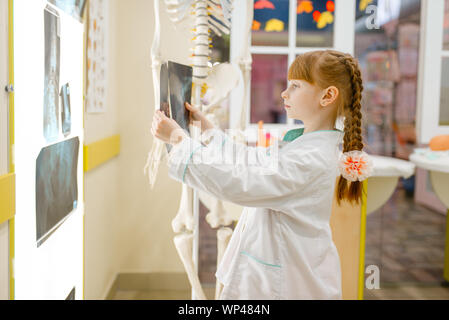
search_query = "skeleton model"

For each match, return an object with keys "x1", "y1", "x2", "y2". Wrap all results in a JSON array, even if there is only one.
[{"x1": 144, "y1": 0, "x2": 254, "y2": 299}]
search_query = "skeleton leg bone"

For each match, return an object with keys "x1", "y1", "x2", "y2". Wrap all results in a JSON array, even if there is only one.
[
  {"x1": 206, "y1": 197, "x2": 233, "y2": 229},
  {"x1": 174, "y1": 233, "x2": 207, "y2": 300},
  {"x1": 172, "y1": 184, "x2": 195, "y2": 233}
]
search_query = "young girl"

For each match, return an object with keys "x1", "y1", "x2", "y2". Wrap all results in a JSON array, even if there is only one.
[{"x1": 151, "y1": 49, "x2": 372, "y2": 300}]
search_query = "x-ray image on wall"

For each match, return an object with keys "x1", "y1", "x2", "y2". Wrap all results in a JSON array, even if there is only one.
[
  {"x1": 36, "y1": 137, "x2": 80, "y2": 247},
  {"x1": 60, "y1": 83, "x2": 72, "y2": 137},
  {"x1": 44, "y1": 6, "x2": 60, "y2": 143},
  {"x1": 66, "y1": 287, "x2": 76, "y2": 300},
  {"x1": 48, "y1": 0, "x2": 87, "y2": 22}
]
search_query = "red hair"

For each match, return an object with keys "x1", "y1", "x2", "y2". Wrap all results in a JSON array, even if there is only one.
[{"x1": 288, "y1": 50, "x2": 365, "y2": 205}]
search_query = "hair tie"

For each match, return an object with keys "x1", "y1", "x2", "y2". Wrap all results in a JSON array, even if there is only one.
[{"x1": 338, "y1": 150, "x2": 373, "y2": 182}]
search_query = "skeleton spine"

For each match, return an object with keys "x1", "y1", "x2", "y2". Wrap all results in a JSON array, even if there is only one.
[{"x1": 192, "y1": 0, "x2": 211, "y2": 81}]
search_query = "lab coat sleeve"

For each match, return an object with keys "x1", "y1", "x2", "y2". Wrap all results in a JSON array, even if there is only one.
[{"x1": 167, "y1": 128, "x2": 324, "y2": 212}]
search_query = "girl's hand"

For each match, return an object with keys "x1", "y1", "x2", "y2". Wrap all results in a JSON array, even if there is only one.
[
  {"x1": 151, "y1": 110, "x2": 188, "y2": 145},
  {"x1": 185, "y1": 102, "x2": 215, "y2": 133}
]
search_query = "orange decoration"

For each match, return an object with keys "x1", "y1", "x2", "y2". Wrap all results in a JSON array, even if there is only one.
[
  {"x1": 313, "y1": 10, "x2": 321, "y2": 22},
  {"x1": 429, "y1": 135, "x2": 449, "y2": 151},
  {"x1": 326, "y1": 1, "x2": 335, "y2": 12},
  {"x1": 252, "y1": 20, "x2": 261, "y2": 31},
  {"x1": 297, "y1": 0, "x2": 313, "y2": 14},
  {"x1": 317, "y1": 11, "x2": 334, "y2": 29},
  {"x1": 254, "y1": 0, "x2": 275, "y2": 10},
  {"x1": 257, "y1": 120, "x2": 265, "y2": 147},
  {"x1": 265, "y1": 18, "x2": 284, "y2": 32}
]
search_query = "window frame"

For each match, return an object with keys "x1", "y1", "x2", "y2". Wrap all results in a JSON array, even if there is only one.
[
  {"x1": 416, "y1": 0, "x2": 449, "y2": 144},
  {"x1": 230, "y1": 0, "x2": 356, "y2": 141}
]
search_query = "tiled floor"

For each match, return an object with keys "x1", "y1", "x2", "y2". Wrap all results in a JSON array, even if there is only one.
[
  {"x1": 364, "y1": 283, "x2": 449, "y2": 300},
  {"x1": 363, "y1": 183, "x2": 449, "y2": 299},
  {"x1": 112, "y1": 286, "x2": 216, "y2": 300},
  {"x1": 112, "y1": 182, "x2": 449, "y2": 300}
]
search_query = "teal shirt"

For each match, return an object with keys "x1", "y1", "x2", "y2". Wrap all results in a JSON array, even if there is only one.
[
  {"x1": 282, "y1": 128, "x2": 343, "y2": 142},
  {"x1": 282, "y1": 128, "x2": 305, "y2": 142}
]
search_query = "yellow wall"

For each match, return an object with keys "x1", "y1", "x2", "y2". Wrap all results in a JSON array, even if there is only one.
[{"x1": 84, "y1": 0, "x2": 194, "y2": 298}]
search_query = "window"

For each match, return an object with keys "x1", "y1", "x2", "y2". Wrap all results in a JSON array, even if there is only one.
[
  {"x1": 416, "y1": 0, "x2": 449, "y2": 143},
  {"x1": 443, "y1": 0, "x2": 449, "y2": 50},
  {"x1": 441, "y1": 57, "x2": 449, "y2": 126},
  {"x1": 440, "y1": 0, "x2": 449, "y2": 126},
  {"x1": 354, "y1": 0, "x2": 422, "y2": 159},
  {"x1": 252, "y1": 0, "x2": 290, "y2": 46},
  {"x1": 250, "y1": 54, "x2": 288, "y2": 124},
  {"x1": 230, "y1": 0, "x2": 356, "y2": 141},
  {"x1": 296, "y1": 0, "x2": 335, "y2": 47}
]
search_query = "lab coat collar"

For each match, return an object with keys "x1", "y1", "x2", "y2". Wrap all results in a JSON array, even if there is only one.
[{"x1": 282, "y1": 128, "x2": 344, "y2": 151}]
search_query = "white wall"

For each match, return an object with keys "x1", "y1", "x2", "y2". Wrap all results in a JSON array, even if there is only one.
[
  {"x1": 84, "y1": 0, "x2": 194, "y2": 299},
  {"x1": 14, "y1": 0, "x2": 84, "y2": 299},
  {"x1": 83, "y1": 0, "x2": 120, "y2": 300}
]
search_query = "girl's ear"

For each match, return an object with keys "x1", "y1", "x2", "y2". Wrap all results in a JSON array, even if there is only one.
[{"x1": 320, "y1": 86, "x2": 339, "y2": 107}]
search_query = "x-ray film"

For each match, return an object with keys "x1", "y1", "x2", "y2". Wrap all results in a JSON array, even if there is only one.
[
  {"x1": 160, "y1": 62, "x2": 172, "y2": 152},
  {"x1": 44, "y1": 6, "x2": 60, "y2": 143},
  {"x1": 36, "y1": 137, "x2": 80, "y2": 247},
  {"x1": 159, "y1": 61, "x2": 192, "y2": 153},
  {"x1": 160, "y1": 62, "x2": 170, "y2": 118},
  {"x1": 60, "y1": 83, "x2": 72, "y2": 137},
  {"x1": 167, "y1": 61, "x2": 192, "y2": 134},
  {"x1": 48, "y1": 0, "x2": 87, "y2": 22}
]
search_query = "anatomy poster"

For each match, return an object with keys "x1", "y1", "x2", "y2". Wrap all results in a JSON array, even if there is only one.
[
  {"x1": 43, "y1": 5, "x2": 60, "y2": 143},
  {"x1": 35, "y1": 137, "x2": 80, "y2": 247},
  {"x1": 86, "y1": 0, "x2": 108, "y2": 113}
]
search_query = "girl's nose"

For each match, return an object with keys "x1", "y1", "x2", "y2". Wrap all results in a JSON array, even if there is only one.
[{"x1": 281, "y1": 89, "x2": 288, "y2": 100}]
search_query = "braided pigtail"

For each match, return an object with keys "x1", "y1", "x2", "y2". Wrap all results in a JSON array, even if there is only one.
[
  {"x1": 336, "y1": 54, "x2": 367, "y2": 206},
  {"x1": 288, "y1": 50, "x2": 372, "y2": 206}
]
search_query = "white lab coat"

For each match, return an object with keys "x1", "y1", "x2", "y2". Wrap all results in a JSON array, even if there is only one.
[{"x1": 167, "y1": 127, "x2": 345, "y2": 300}]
